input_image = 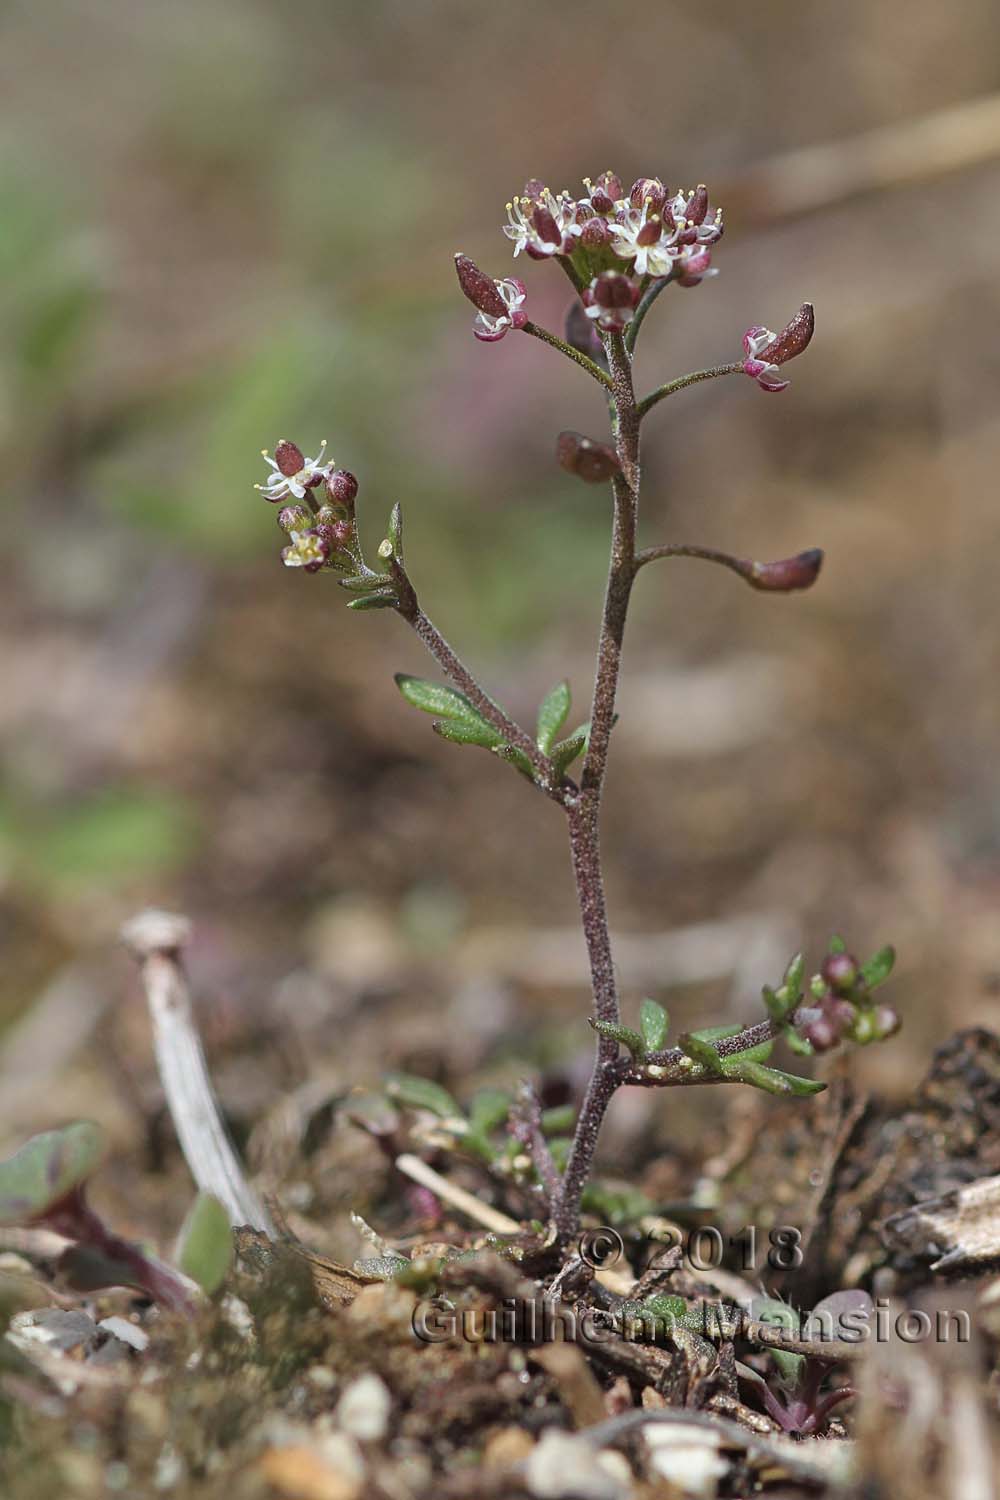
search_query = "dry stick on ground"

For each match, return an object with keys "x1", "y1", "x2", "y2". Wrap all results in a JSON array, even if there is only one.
[
  {"x1": 723, "y1": 91, "x2": 1000, "y2": 226},
  {"x1": 122, "y1": 909, "x2": 274, "y2": 1236}
]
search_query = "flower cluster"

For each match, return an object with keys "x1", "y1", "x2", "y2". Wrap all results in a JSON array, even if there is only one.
[
  {"x1": 794, "y1": 946, "x2": 899, "y2": 1052},
  {"x1": 455, "y1": 174, "x2": 725, "y2": 342},
  {"x1": 255, "y1": 440, "x2": 361, "y2": 574},
  {"x1": 504, "y1": 173, "x2": 722, "y2": 286}
]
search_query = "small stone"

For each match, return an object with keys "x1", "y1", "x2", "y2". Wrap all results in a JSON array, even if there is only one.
[
  {"x1": 526, "y1": 1430, "x2": 630, "y2": 1500},
  {"x1": 483, "y1": 1426, "x2": 535, "y2": 1469},
  {"x1": 335, "y1": 1372, "x2": 391, "y2": 1441}
]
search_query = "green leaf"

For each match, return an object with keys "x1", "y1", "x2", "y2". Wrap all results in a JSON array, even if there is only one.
[
  {"x1": 762, "y1": 984, "x2": 788, "y2": 1024},
  {"x1": 0, "y1": 1123, "x2": 105, "y2": 1226},
  {"x1": 176, "y1": 1193, "x2": 232, "y2": 1296},
  {"x1": 387, "y1": 502, "x2": 404, "y2": 563},
  {"x1": 339, "y1": 572, "x2": 387, "y2": 592},
  {"x1": 782, "y1": 952, "x2": 805, "y2": 998},
  {"x1": 385, "y1": 1073, "x2": 460, "y2": 1119},
  {"x1": 861, "y1": 945, "x2": 895, "y2": 991},
  {"x1": 433, "y1": 719, "x2": 503, "y2": 750},
  {"x1": 828, "y1": 934, "x2": 847, "y2": 955},
  {"x1": 540, "y1": 1105, "x2": 576, "y2": 1136},
  {"x1": 467, "y1": 1089, "x2": 512, "y2": 1137},
  {"x1": 493, "y1": 743, "x2": 535, "y2": 778},
  {"x1": 347, "y1": 591, "x2": 397, "y2": 610},
  {"x1": 782, "y1": 1026, "x2": 814, "y2": 1057},
  {"x1": 591, "y1": 1018, "x2": 646, "y2": 1060},
  {"x1": 395, "y1": 674, "x2": 480, "y2": 721},
  {"x1": 536, "y1": 681, "x2": 571, "y2": 755},
  {"x1": 728, "y1": 1061, "x2": 825, "y2": 1097},
  {"x1": 678, "y1": 1032, "x2": 725, "y2": 1075},
  {"x1": 550, "y1": 722, "x2": 590, "y2": 779},
  {"x1": 639, "y1": 998, "x2": 669, "y2": 1052}
]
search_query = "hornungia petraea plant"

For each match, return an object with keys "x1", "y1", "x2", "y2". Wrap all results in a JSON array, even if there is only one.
[{"x1": 254, "y1": 172, "x2": 900, "y2": 1245}]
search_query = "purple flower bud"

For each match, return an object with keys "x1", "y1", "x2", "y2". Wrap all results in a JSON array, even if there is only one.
[
  {"x1": 530, "y1": 200, "x2": 562, "y2": 248},
  {"x1": 277, "y1": 504, "x2": 312, "y2": 534},
  {"x1": 588, "y1": 171, "x2": 622, "y2": 214},
  {"x1": 629, "y1": 177, "x2": 666, "y2": 213},
  {"x1": 636, "y1": 213, "x2": 663, "y2": 248},
  {"x1": 522, "y1": 178, "x2": 546, "y2": 201},
  {"x1": 674, "y1": 246, "x2": 715, "y2": 287},
  {"x1": 821, "y1": 951, "x2": 860, "y2": 994},
  {"x1": 581, "y1": 216, "x2": 612, "y2": 250},
  {"x1": 582, "y1": 272, "x2": 641, "y2": 333},
  {"x1": 749, "y1": 549, "x2": 824, "y2": 593},
  {"x1": 327, "y1": 468, "x2": 359, "y2": 506},
  {"x1": 273, "y1": 439, "x2": 305, "y2": 478},
  {"x1": 798, "y1": 1010, "x2": 838, "y2": 1053},
  {"x1": 556, "y1": 431, "x2": 621, "y2": 484},
  {"x1": 454, "y1": 253, "x2": 507, "y2": 318},
  {"x1": 685, "y1": 184, "x2": 709, "y2": 225}
]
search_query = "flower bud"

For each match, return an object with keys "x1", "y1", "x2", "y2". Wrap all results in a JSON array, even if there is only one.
[
  {"x1": 327, "y1": 469, "x2": 359, "y2": 506},
  {"x1": 556, "y1": 431, "x2": 621, "y2": 484},
  {"x1": 454, "y1": 253, "x2": 507, "y2": 317},
  {"x1": 684, "y1": 184, "x2": 709, "y2": 226},
  {"x1": 798, "y1": 1010, "x2": 838, "y2": 1053},
  {"x1": 630, "y1": 177, "x2": 666, "y2": 213},
  {"x1": 749, "y1": 549, "x2": 824, "y2": 593},
  {"x1": 582, "y1": 271, "x2": 641, "y2": 332},
  {"x1": 530, "y1": 199, "x2": 562, "y2": 249},
  {"x1": 580, "y1": 216, "x2": 611, "y2": 250},
  {"x1": 873, "y1": 1005, "x2": 901, "y2": 1040},
  {"x1": 273, "y1": 439, "x2": 305, "y2": 477},
  {"x1": 822, "y1": 950, "x2": 860, "y2": 995},
  {"x1": 317, "y1": 519, "x2": 353, "y2": 553},
  {"x1": 277, "y1": 504, "x2": 312, "y2": 534},
  {"x1": 587, "y1": 171, "x2": 622, "y2": 214}
]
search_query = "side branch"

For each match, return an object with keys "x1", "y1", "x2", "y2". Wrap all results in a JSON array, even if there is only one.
[
  {"x1": 391, "y1": 562, "x2": 562, "y2": 795},
  {"x1": 624, "y1": 273, "x2": 673, "y2": 352},
  {"x1": 522, "y1": 322, "x2": 614, "y2": 388},
  {"x1": 638, "y1": 362, "x2": 742, "y2": 420},
  {"x1": 636, "y1": 542, "x2": 824, "y2": 594}
]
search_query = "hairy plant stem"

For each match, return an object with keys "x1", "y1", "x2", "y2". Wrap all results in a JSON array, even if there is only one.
[
  {"x1": 638, "y1": 362, "x2": 742, "y2": 419},
  {"x1": 522, "y1": 322, "x2": 613, "y2": 388},
  {"x1": 392, "y1": 562, "x2": 562, "y2": 796},
  {"x1": 554, "y1": 331, "x2": 641, "y2": 1240}
]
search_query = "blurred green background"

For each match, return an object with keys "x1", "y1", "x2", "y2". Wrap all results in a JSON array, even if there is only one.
[{"x1": 4, "y1": 0, "x2": 1000, "y2": 1150}]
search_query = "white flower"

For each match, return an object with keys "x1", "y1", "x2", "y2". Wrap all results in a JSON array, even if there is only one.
[
  {"x1": 256, "y1": 440, "x2": 332, "y2": 502},
  {"x1": 281, "y1": 530, "x2": 328, "y2": 570},
  {"x1": 609, "y1": 203, "x2": 677, "y2": 277},
  {"x1": 502, "y1": 188, "x2": 582, "y2": 258}
]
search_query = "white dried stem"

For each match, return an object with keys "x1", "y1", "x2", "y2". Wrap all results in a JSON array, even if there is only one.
[{"x1": 122, "y1": 909, "x2": 274, "y2": 1237}]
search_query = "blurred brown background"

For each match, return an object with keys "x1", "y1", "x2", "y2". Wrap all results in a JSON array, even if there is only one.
[{"x1": 3, "y1": 0, "x2": 1000, "y2": 1164}]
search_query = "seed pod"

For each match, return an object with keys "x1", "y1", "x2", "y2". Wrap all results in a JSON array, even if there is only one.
[
  {"x1": 556, "y1": 431, "x2": 621, "y2": 484},
  {"x1": 749, "y1": 549, "x2": 824, "y2": 593},
  {"x1": 454, "y1": 254, "x2": 506, "y2": 317}
]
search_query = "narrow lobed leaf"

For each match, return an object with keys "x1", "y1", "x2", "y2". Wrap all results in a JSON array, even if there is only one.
[
  {"x1": 639, "y1": 997, "x2": 669, "y2": 1052},
  {"x1": 861, "y1": 945, "x2": 895, "y2": 991},
  {"x1": 347, "y1": 591, "x2": 397, "y2": 610},
  {"x1": 536, "y1": 680, "x2": 572, "y2": 755},
  {"x1": 385, "y1": 1072, "x2": 461, "y2": 1119},
  {"x1": 591, "y1": 1018, "x2": 646, "y2": 1060},
  {"x1": 176, "y1": 1193, "x2": 232, "y2": 1296},
  {"x1": 433, "y1": 718, "x2": 504, "y2": 750}
]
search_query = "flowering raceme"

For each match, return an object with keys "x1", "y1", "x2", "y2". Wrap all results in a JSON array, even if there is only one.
[{"x1": 452, "y1": 174, "x2": 725, "y2": 341}]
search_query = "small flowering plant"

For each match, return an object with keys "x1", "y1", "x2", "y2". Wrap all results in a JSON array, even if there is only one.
[{"x1": 252, "y1": 173, "x2": 896, "y2": 1243}]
